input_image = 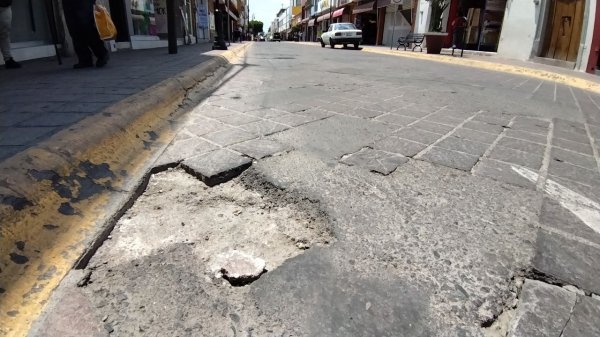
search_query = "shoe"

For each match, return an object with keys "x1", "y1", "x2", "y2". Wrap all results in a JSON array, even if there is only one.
[
  {"x1": 96, "y1": 54, "x2": 108, "y2": 68},
  {"x1": 4, "y1": 58, "x2": 21, "y2": 69},
  {"x1": 73, "y1": 62, "x2": 94, "y2": 69}
]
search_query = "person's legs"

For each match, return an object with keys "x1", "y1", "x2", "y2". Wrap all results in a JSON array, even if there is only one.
[
  {"x1": 0, "y1": 6, "x2": 13, "y2": 60},
  {"x1": 63, "y1": 2, "x2": 93, "y2": 67},
  {"x1": 79, "y1": 0, "x2": 107, "y2": 66}
]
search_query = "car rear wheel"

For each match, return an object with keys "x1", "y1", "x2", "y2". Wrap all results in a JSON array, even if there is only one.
[
  {"x1": 321, "y1": 41, "x2": 325, "y2": 47},
  {"x1": 354, "y1": 43, "x2": 359, "y2": 49},
  {"x1": 330, "y1": 39, "x2": 335, "y2": 48}
]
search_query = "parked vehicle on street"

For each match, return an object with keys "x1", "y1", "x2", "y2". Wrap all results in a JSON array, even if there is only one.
[
  {"x1": 271, "y1": 32, "x2": 281, "y2": 42},
  {"x1": 320, "y1": 23, "x2": 362, "y2": 49},
  {"x1": 257, "y1": 33, "x2": 265, "y2": 41}
]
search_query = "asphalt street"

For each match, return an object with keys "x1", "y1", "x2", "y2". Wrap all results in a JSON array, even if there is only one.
[{"x1": 29, "y1": 42, "x2": 600, "y2": 337}]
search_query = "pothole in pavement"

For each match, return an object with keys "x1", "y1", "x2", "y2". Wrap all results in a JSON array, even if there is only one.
[{"x1": 83, "y1": 167, "x2": 334, "y2": 287}]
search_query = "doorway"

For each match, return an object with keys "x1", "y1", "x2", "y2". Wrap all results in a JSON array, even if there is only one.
[{"x1": 542, "y1": 0, "x2": 585, "y2": 62}]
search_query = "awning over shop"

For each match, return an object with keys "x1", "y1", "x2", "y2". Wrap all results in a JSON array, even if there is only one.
[
  {"x1": 308, "y1": 19, "x2": 316, "y2": 27},
  {"x1": 353, "y1": 1, "x2": 375, "y2": 14},
  {"x1": 332, "y1": 8, "x2": 345, "y2": 18},
  {"x1": 377, "y1": 0, "x2": 392, "y2": 8},
  {"x1": 301, "y1": 18, "x2": 310, "y2": 24},
  {"x1": 316, "y1": 13, "x2": 330, "y2": 22}
]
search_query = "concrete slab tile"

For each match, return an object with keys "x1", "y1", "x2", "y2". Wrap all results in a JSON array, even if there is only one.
[
  {"x1": 510, "y1": 118, "x2": 550, "y2": 134},
  {"x1": 472, "y1": 159, "x2": 536, "y2": 189},
  {"x1": 534, "y1": 229, "x2": 600, "y2": 294},
  {"x1": 539, "y1": 198, "x2": 600, "y2": 246},
  {"x1": 425, "y1": 114, "x2": 464, "y2": 127},
  {"x1": 346, "y1": 107, "x2": 385, "y2": 118},
  {"x1": 202, "y1": 128, "x2": 257, "y2": 146},
  {"x1": 393, "y1": 108, "x2": 430, "y2": 118},
  {"x1": 157, "y1": 137, "x2": 219, "y2": 165},
  {"x1": 436, "y1": 136, "x2": 489, "y2": 156},
  {"x1": 230, "y1": 139, "x2": 289, "y2": 159},
  {"x1": 340, "y1": 148, "x2": 409, "y2": 175},
  {"x1": 488, "y1": 146, "x2": 544, "y2": 170},
  {"x1": 553, "y1": 137, "x2": 594, "y2": 155},
  {"x1": 509, "y1": 279, "x2": 576, "y2": 337},
  {"x1": 497, "y1": 137, "x2": 546, "y2": 155},
  {"x1": 245, "y1": 108, "x2": 290, "y2": 119},
  {"x1": 553, "y1": 130, "x2": 591, "y2": 145},
  {"x1": 420, "y1": 147, "x2": 480, "y2": 171},
  {"x1": 182, "y1": 149, "x2": 252, "y2": 186},
  {"x1": 270, "y1": 114, "x2": 315, "y2": 127},
  {"x1": 394, "y1": 127, "x2": 442, "y2": 145},
  {"x1": 185, "y1": 120, "x2": 230, "y2": 137},
  {"x1": 373, "y1": 136, "x2": 428, "y2": 157}
]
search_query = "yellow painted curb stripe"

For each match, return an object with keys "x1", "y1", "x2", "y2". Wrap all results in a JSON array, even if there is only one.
[{"x1": 0, "y1": 42, "x2": 251, "y2": 337}]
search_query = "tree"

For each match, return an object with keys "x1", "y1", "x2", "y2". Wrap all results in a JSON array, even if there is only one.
[
  {"x1": 249, "y1": 20, "x2": 264, "y2": 34},
  {"x1": 427, "y1": 0, "x2": 450, "y2": 32}
]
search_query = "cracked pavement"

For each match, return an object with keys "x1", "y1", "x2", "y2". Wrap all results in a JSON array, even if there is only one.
[{"x1": 28, "y1": 43, "x2": 600, "y2": 337}]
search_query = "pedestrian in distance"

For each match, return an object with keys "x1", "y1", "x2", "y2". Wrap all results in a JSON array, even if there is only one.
[
  {"x1": 0, "y1": 0, "x2": 21, "y2": 69},
  {"x1": 62, "y1": 0, "x2": 109, "y2": 68}
]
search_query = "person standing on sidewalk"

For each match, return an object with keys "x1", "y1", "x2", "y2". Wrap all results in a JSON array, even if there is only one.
[
  {"x1": 0, "y1": 0, "x2": 21, "y2": 69},
  {"x1": 62, "y1": 0, "x2": 108, "y2": 68}
]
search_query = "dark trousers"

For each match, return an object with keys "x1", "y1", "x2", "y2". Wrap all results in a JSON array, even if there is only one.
[{"x1": 63, "y1": 0, "x2": 107, "y2": 64}]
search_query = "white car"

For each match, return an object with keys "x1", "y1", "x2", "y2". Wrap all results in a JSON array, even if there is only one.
[{"x1": 320, "y1": 23, "x2": 362, "y2": 49}]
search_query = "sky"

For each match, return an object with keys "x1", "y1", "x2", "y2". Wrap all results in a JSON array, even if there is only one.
[{"x1": 249, "y1": 0, "x2": 286, "y2": 28}]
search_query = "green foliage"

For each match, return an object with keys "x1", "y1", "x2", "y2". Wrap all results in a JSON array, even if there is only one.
[
  {"x1": 427, "y1": 0, "x2": 450, "y2": 32},
  {"x1": 249, "y1": 20, "x2": 264, "y2": 33}
]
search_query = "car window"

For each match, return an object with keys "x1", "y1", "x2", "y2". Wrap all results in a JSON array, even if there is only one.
[{"x1": 336, "y1": 23, "x2": 357, "y2": 30}]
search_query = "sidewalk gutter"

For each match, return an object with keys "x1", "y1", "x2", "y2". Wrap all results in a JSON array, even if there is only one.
[
  {"x1": 292, "y1": 41, "x2": 600, "y2": 94},
  {"x1": 0, "y1": 42, "x2": 251, "y2": 337}
]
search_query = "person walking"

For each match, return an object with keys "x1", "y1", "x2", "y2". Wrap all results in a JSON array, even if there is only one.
[
  {"x1": 62, "y1": 0, "x2": 108, "y2": 68},
  {"x1": 0, "y1": 0, "x2": 21, "y2": 69}
]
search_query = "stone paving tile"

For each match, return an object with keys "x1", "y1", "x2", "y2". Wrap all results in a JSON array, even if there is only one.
[
  {"x1": 509, "y1": 279, "x2": 576, "y2": 337},
  {"x1": 548, "y1": 160, "x2": 600, "y2": 186},
  {"x1": 412, "y1": 121, "x2": 455, "y2": 135},
  {"x1": 298, "y1": 108, "x2": 335, "y2": 120},
  {"x1": 463, "y1": 120, "x2": 505, "y2": 134},
  {"x1": 551, "y1": 147, "x2": 598, "y2": 170},
  {"x1": 270, "y1": 114, "x2": 315, "y2": 127},
  {"x1": 157, "y1": 137, "x2": 219, "y2": 165},
  {"x1": 472, "y1": 159, "x2": 536, "y2": 189},
  {"x1": 185, "y1": 119, "x2": 231, "y2": 137},
  {"x1": 392, "y1": 108, "x2": 431, "y2": 118},
  {"x1": 553, "y1": 137, "x2": 594, "y2": 155},
  {"x1": 245, "y1": 108, "x2": 290, "y2": 119},
  {"x1": 488, "y1": 146, "x2": 544, "y2": 170},
  {"x1": 452, "y1": 128, "x2": 499, "y2": 144},
  {"x1": 503, "y1": 129, "x2": 547, "y2": 145},
  {"x1": 340, "y1": 148, "x2": 409, "y2": 175},
  {"x1": 201, "y1": 128, "x2": 257, "y2": 146},
  {"x1": 553, "y1": 129, "x2": 591, "y2": 144},
  {"x1": 322, "y1": 103, "x2": 354, "y2": 114},
  {"x1": 549, "y1": 175, "x2": 600, "y2": 204},
  {"x1": 375, "y1": 113, "x2": 418, "y2": 126},
  {"x1": 182, "y1": 149, "x2": 252, "y2": 186},
  {"x1": 589, "y1": 124, "x2": 600, "y2": 140},
  {"x1": 496, "y1": 137, "x2": 546, "y2": 155},
  {"x1": 229, "y1": 139, "x2": 290, "y2": 159},
  {"x1": 345, "y1": 107, "x2": 385, "y2": 118},
  {"x1": 372, "y1": 136, "x2": 428, "y2": 157},
  {"x1": 194, "y1": 105, "x2": 239, "y2": 118},
  {"x1": 419, "y1": 147, "x2": 480, "y2": 171},
  {"x1": 510, "y1": 118, "x2": 549, "y2": 135},
  {"x1": 553, "y1": 118, "x2": 586, "y2": 134},
  {"x1": 436, "y1": 136, "x2": 489, "y2": 156},
  {"x1": 0, "y1": 112, "x2": 37, "y2": 127},
  {"x1": 440, "y1": 110, "x2": 476, "y2": 121},
  {"x1": 425, "y1": 114, "x2": 464, "y2": 127},
  {"x1": 534, "y1": 229, "x2": 600, "y2": 294},
  {"x1": 561, "y1": 296, "x2": 600, "y2": 337},
  {"x1": 238, "y1": 120, "x2": 289, "y2": 136},
  {"x1": 215, "y1": 113, "x2": 261, "y2": 126},
  {"x1": 0, "y1": 126, "x2": 57, "y2": 146},
  {"x1": 540, "y1": 198, "x2": 600, "y2": 246},
  {"x1": 473, "y1": 113, "x2": 512, "y2": 126},
  {"x1": 394, "y1": 127, "x2": 442, "y2": 145}
]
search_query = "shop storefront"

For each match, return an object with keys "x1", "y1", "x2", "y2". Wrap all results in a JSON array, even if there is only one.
[
  {"x1": 4, "y1": 0, "x2": 57, "y2": 63},
  {"x1": 352, "y1": 1, "x2": 376, "y2": 44},
  {"x1": 447, "y1": 0, "x2": 507, "y2": 52},
  {"x1": 308, "y1": 18, "x2": 317, "y2": 41}
]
